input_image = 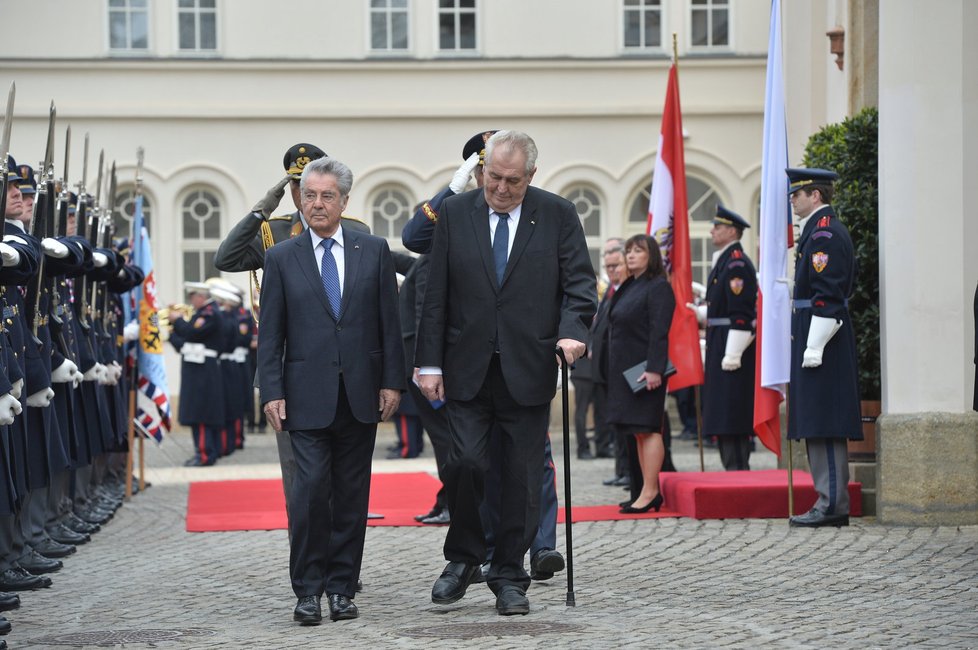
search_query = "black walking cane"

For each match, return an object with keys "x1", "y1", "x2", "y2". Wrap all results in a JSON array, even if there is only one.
[{"x1": 556, "y1": 347, "x2": 576, "y2": 607}]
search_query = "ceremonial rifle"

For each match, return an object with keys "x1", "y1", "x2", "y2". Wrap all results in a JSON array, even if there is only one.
[
  {"x1": 30, "y1": 102, "x2": 56, "y2": 340},
  {"x1": 79, "y1": 150, "x2": 104, "y2": 330},
  {"x1": 49, "y1": 126, "x2": 71, "y2": 327},
  {"x1": 0, "y1": 82, "x2": 14, "y2": 224}
]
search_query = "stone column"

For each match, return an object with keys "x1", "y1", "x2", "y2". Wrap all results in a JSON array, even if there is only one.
[{"x1": 877, "y1": 0, "x2": 978, "y2": 524}]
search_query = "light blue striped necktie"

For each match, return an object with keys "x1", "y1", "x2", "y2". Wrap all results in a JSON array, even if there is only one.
[{"x1": 320, "y1": 238, "x2": 341, "y2": 319}]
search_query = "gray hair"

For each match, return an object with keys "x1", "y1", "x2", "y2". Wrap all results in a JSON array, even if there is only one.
[
  {"x1": 485, "y1": 130, "x2": 538, "y2": 175},
  {"x1": 300, "y1": 155, "x2": 354, "y2": 196}
]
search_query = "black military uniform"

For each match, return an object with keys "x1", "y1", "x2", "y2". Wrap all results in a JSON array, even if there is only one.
[
  {"x1": 786, "y1": 167, "x2": 861, "y2": 528},
  {"x1": 701, "y1": 205, "x2": 758, "y2": 471}
]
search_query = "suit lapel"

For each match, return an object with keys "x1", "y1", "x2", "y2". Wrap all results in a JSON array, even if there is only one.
[
  {"x1": 291, "y1": 229, "x2": 334, "y2": 320},
  {"x1": 339, "y1": 226, "x2": 361, "y2": 322},
  {"x1": 502, "y1": 191, "x2": 537, "y2": 287},
  {"x1": 469, "y1": 193, "x2": 499, "y2": 292}
]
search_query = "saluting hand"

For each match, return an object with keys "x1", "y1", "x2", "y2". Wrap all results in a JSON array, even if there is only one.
[
  {"x1": 264, "y1": 398, "x2": 287, "y2": 433},
  {"x1": 378, "y1": 389, "x2": 401, "y2": 422}
]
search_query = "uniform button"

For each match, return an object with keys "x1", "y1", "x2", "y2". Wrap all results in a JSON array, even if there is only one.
[{"x1": 336, "y1": 326, "x2": 342, "y2": 332}]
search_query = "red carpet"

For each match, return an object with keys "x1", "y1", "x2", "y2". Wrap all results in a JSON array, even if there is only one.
[{"x1": 186, "y1": 470, "x2": 859, "y2": 532}]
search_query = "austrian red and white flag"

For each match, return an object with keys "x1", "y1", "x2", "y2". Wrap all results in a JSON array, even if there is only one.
[
  {"x1": 753, "y1": 0, "x2": 791, "y2": 457},
  {"x1": 647, "y1": 63, "x2": 704, "y2": 392}
]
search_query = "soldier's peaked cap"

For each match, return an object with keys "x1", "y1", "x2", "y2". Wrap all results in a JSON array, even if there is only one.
[
  {"x1": 786, "y1": 167, "x2": 839, "y2": 195},
  {"x1": 462, "y1": 131, "x2": 500, "y2": 166},
  {"x1": 284, "y1": 143, "x2": 327, "y2": 179},
  {"x1": 714, "y1": 204, "x2": 750, "y2": 230}
]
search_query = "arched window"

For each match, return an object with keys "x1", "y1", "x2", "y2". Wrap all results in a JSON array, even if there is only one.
[
  {"x1": 180, "y1": 187, "x2": 222, "y2": 283},
  {"x1": 114, "y1": 188, "x2": 153, "y2": 236},
  {"x1": 369, "y1": 186, "x2": 413, "y2": 243},
  {"x1": 627, "y1": 175, "x2": 720, "y2": 287},
  {"x1": 565, "y1": 185, "x2": 604, "y2": 273}
]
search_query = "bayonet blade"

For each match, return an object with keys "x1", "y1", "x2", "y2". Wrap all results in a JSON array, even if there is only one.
[
  {"x1": 1, "y1": 82, "x2": 14, "y2": 162},
  {"x1": 41, "y1": 102, "x2": 56, "y2": 179},
  {"x1": 94, "y1": 149, "x2": 104, "y2": 205},
  {"x1": 80, "y1": 133, "x2": 90, "y2": 192},
  {"x1": 62, "y1": 125, "x2": 71, "y2": 188}
]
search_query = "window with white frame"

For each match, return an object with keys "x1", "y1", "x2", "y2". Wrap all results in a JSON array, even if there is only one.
[
  {"x1": 114, "y1": 189, "x2": 153, "y2": 237},
  {"x1": 690, "y1": 0, "x2": 729, "y2": 48},
  {"x1": 370, "y1": 186, "x2": 413, "y2": 243},
  {"x1": 178, "y1": 0, "x2": 218, "y2": 52},
  {"x1": 623, "y1": 0, "x2": 662, "y2": 50},
  {"x1": 438, "y1": 0, "x2": 477, "y2": 52},
  {"x1": 628, "y1": 175, "x2": 719, "y2": 286},
  {"x1": 371, "y1": 0, "x2": 409, "y2": 52},
  {"x1": 108, "y1": 0, "x2": 149, "y2": 52},
  {"x1": 181, "y1": 188, "x2": 222, "y2": 283},
  {"x1": 566, "y1": 186, "x2": 604, "y2": 273}
]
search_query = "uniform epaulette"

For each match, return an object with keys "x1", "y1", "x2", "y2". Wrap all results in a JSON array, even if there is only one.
[
  {"x1": 817, "y1": 215, "x2": 832, "y2": 228},
  {"x1": 268, "y1": 214, "x2": 293, "y2": 222},
  {"x1": 341, "y1": 215, "x2": 367, "y2": 226},
  {"x1": 731, "y1": 249, "x2": 743, "y2": 259},
  {"x1": 421, "y1": 202, "x2": 438, "y2": 222}
]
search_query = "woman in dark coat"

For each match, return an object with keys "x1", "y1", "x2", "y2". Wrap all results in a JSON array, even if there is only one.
[{"x1": 606, "y1": 234, "x2": 675, "y2": 514}]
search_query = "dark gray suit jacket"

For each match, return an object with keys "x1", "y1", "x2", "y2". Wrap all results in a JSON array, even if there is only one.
[
  {"x1": 257, "y1": 225, "x2": 405, "y2": 429},
  {"x1": 415, "y1": 186, "x2": 596, "y2": 407}
]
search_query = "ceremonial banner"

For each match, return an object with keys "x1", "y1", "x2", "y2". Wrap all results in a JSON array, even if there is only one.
[
  {"x1": 647, "y1": 62, "x2": 704, "y2": 392},
  {"x1": 129, "y1": 195, "x2": 171, "y2": 442},
  {"x1": 753, "y1": 0, "x2": 791, "y2": 457}
]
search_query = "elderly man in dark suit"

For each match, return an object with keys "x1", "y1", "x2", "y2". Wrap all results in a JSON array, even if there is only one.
[
  {"x1": 258, "y1": 156, "x2": 404, "y2": 625},
  {"x1": 417, "y1": 130, "x2": 596, "y2": 616}
]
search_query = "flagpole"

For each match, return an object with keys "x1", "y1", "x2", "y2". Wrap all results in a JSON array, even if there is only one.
[
  {"x1": 125, "y1": 147, "x2": 145, "y2": 500},
  {"x1": 694, "y1": 386, "x2": 705, "y2": 472}
]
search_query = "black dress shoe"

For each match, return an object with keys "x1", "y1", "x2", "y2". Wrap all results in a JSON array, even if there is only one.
[
  {"x1": 64, "y1": 513, "x2": 100, "y2": 534},
  {"x1": 18, "y1": 550, "x2": 62, "y2": 574},
  {"x1": 602, "y1": 475, "x2": 624, "y2": 486},
  {"x1": 0, "y1": 616, "x2": 10, "y2": 635},
  {"x1": 74, "y1": 506, "x2": 112, "y2": 525},
  {"x1": 47, "y1": 523, "x2": 90, "y2": 546},
  {"x1": 414, "y1": 506, "x2": 441, "y2": 522},
  {"x1": 327, "y1": 594, "x2": 359, "y2": 621},
  {"x1": 0, "y1": 567, "x2": 44, "y2": 591},
  {"x1": 293, "y1": 595, "x2": 322, "y2": 625},
  {"x1": 495, "y1": 585, "x2": 529, "y2": 616},
  {"x1": 789, "y1": 508, "x2": 849, "y2": 528},
  {"x1": 0, "y1": 593, "x2": 18, "y2": 612},
  {"x1": 619, "y1": 493, "x2": 664, "y2": 514},
  {"x1": 33, "y1": 537, "x2": 77, "y2": 559},
  {"x1": 577, "y1": 449, "x2": 594, "y2": 460},
  {"x1": 471, "y1": 562, "x2": 489, "y2": 584},
  {"x1": 184, "y1": 456, "x2": 203, "y2": 467},
  {"x1": 421, "y1": 510, "x2": 451, "y2": 525},
  {"x1": 356, "y1": 579, "x2": 363, "y2": 592},
  {"x1": 431, "y1": 561, "x2": 479, "y2": 604},
  {"x1": 529, "y1": 548, "x2": 565, "y2": 581}
]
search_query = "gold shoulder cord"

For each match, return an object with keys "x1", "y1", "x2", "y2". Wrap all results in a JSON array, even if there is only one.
[{"x1": 251, "y1": 220, "x2": 278, "y2": 323}]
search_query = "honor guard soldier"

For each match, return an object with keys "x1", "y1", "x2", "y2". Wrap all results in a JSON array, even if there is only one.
[
  {"x1": 695, "y1": 205, "x2": 757, "y2": 471},
  {"x1": 170, "y1": 282, "x2": 226, "y2": 467},
  {"x1": 213, "y1": 143, "x2": 369, "y2": 528},
  {"x1": 786, "y1": 167, "x2": 861, "y2": 527}
]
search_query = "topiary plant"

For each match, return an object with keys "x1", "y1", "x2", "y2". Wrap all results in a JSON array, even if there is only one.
[{"x1": 803, "y1": 107, "x2": 880, "y2": 400}]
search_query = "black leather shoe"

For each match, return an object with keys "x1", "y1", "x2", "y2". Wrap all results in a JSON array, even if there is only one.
[
  {"x1": 0, "y1": 567, "x2": 44, "y2": 591},
  {"x1": 74, "y1": 506, "x2": 112, "y2": 525},
  {"x1": 33, "y1": 538, "x2": 77, "y2": 559},
  {"x1": 0, "y1": 616, "x2": 10, "y2": 635},
  {"x1": 327, "y1": 594, "x2": 358, "y2": 621},
  {"x1": 529, "y1": 548, "x2": 565, "y2": 581},
  {"x1": 356, "y1": 579, "x2": 363, "y2": 593},
  {"x1": 431, "y1": 562, "x2": 479, "y2": 604},
  {"x1": 421, "y1": 510, "x2": 451, "y2": 525},
  {"x1": 47, "y1": 524, "x2": 90, "y2": 546},
  {"x1": 293, "y1": 595, "x2": 322, "y2": 625},
  {"x1": 414, "y1": 506, "x2": 441, "y2": 522},
  {"x1": 184, "y1": 457, "x2": 203, "y2": 467},
  {"x1": 789, "y1": 508, "x2": 849, "y2": 528},
  {"x1": 471, "y1": 562, "x2": 489, "y2": 584},
  {"x1": 64, "y1": 513, "x2": 100, "y2": 534},
  {"x1": 577, "y1": 448, "x2": 594, "y2": 460},
  {"x1": 602, "y1": 475, "x2": 624, "y2": 486},
  {"x1": 0, "y1": 593, "x2": 18, "y2": 612},
  {"x1": 495, "y1": 585, "x2": 530, "y2": 616},
  {"x1": 18, "y1": 550, "x2": 62, "y2": 574}
]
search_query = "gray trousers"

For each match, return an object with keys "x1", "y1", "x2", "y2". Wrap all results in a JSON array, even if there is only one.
[
  {"x1": 806, "y1": 437, "x2": 850, "y2": 515},
  {"x1": 717, "y1": 435, "x2": 752, "y2": 471},
  {"x1": 21, "y1": 486, "x2": 50, "y2": 546}
]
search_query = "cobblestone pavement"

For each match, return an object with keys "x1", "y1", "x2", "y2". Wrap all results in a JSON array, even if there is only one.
[{"x1": 8, "y1": 417, "x2": 978, "y2": 649}]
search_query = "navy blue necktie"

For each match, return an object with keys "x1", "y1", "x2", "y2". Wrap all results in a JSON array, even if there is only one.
[
  {"x1": 493, "y1": 212, "x2": 510, "y2": 286},
  {"x1": 320, "y1": 238, "x2": 341, "y2": 319}
]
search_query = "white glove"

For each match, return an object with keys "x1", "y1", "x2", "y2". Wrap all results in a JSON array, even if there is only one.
[
  {"x1": 41, "y1": 238, "x2": 70, "y2": 259},
  {"x1": 721, "y1": 329, "x2": 756, "y2": 371},
  {"x1": 26, "y1": 387, "x2": 55, "y2": 408},
  {"x1": 686, "y1": 302, "x2": 707, "y2": 326},
  {"x1": 92, "y1": 251, "x2": 109, "y2": 267},
  {"x1": 0, "y1": 393, "x2": 22, "y2": 426},
  {"x1": 104, "y1": 361, "x2": 122, "y2": 386},
  {"x1": 83, "y1": 364, "x2": 101, "y2": 382},
  {"x1": 52, "y1": 359, "x2": 78, "y2": 383},
  {"x1": 123, "y1": 321, "x2": 140, "y2": 342},
  {"x1": 0, "y1": 242, "x2": 20, "y2": 267},
  {"x1": 72, "y1": 370, "x2": 83, "y2": 389},
  {"x1": 10, "y1": 379, "x2": 23, "y2": 400},
  {"x1": 802, "y1": 315, "x2": 843, "y2": 368},
  {"x1": 449, "y1": 152, "x2": 481, "y2": 194},
  {"x1": 96, "y1": 363, "x2": 109, "y2": 384}
]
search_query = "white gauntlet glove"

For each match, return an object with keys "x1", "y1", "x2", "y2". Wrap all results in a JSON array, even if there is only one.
[
  {"x1": 72, "y1": 369, "x2": 84, "y2": 389},
  {"x1": 802, "y1": 315, "x2": 842, "y2": 368},
  {"x1": 10, "y1": 378, "x2": 23, "y2": 400},
  {"x1": 123, "y1": 320, "x2": 140, "y2": 342},
  {"x1": 721, "y1": 330, "x2": 756, "y2": 371},
  {"x1": 26, "y1": 387, "x2": 55, "y2": 408},
  {"x1": 686, "y1": 302, "x2": 707, "y2": 326},
  {"x1": 52, "y1": 359, "x2": 79, "y2": 383},
  {"x1": 83, "y1": 364, "x2": 101, "y2": 382},
  {"x1": 0, "y1": 393, "x2": 22, "y2": 426},
  {"x1": 104, "y1": 361, "x2": 122, "y2": 386},
  {"x1": 449, "y1": 152, "x2": 481, "y2": 194},
  {"x1": 0, "y1": 242, "x2": 20, "y2": 267},
  {"x1": 92, "y1": 251, "x2": 109, "y2": 268},
  {"x1": 41, "y1": 238, "x2": 70, "y2": 259}
]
